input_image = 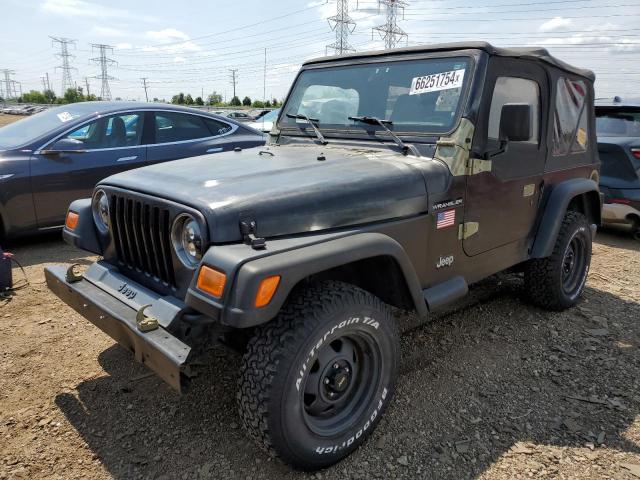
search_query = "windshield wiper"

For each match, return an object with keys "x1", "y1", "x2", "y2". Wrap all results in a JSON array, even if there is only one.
[
  {"x1": 286, "y1": 113, "x2": 328, "y2": 145},
  {"x1": 349, "y1": 116, "x2": 420, "y2": 157}
]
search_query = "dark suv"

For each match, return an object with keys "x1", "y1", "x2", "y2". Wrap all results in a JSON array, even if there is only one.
[
  {"x1": 46, "y1": 42, "x2": 601, "y2": 470},
  {"x1": 596, "y1": 97, "x2": 640, "y2": 239}
]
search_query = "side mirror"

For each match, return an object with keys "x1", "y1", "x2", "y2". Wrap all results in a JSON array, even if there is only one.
[
  {"x1": 499, "y1": 103, "x2": 532, "y2": 142},
  {"x1": 42, "y1": 138, "x2": 88, "y2": 155}
]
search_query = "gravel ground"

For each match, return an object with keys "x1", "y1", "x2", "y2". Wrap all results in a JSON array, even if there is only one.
[{"x1": 0, "y1": 229, "x2": 639, "y2": 480}]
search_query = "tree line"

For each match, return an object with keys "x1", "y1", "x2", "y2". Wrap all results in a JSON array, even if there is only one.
[
  {"x1": 170, "y1": 91, "x2": 282, "y2": 108},
  {"x1": 13, "y1": 87, "x2": 99, "y2": 104}
]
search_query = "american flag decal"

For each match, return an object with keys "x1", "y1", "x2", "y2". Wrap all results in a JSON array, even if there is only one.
[{"x1": 436, "y1": 209, "x2": 456, "y2": 229}]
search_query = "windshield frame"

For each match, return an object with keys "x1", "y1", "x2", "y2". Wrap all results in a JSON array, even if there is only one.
[{"x1": 277, "y1": 51, "x2": 477, "y2": 142}]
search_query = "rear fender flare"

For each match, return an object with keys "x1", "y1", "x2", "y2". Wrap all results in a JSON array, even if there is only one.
[{"x1": 531, "y1": 178, "x2": 601, "y2": 258}]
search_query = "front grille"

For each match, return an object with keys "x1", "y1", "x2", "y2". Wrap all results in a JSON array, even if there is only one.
[{"x1": 110, "y1": 194, "x2": 176, "y2": 288}]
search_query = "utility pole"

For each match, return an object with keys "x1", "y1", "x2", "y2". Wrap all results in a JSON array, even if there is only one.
[
  {"x1": 373, "y1": 0, "x2": 409, "y2": 50},
  {"x1": 263, "y1": 48, "x2": 267, "y2": 103},
  {"x1": 90, "y1": 43, "x2": 117, "y2": 101},
  {"x1": 327, "y1": 0, "x2": 356, "y2": 55},
  {"x1": 229, "y1": 69, "x2": 238, "y2": 102},
  {"x1": 84, "y1": 77, "x2": 91, "y2": 97},
  {"x1": 50, "y1": 36, "x2": 77, "y2": 96},
  {"x1": 141, "y1": 77, "x2": 149, "y2": 102},
  {"x1": 1, "y1": 70, "x2": 16, "y2": 99}
]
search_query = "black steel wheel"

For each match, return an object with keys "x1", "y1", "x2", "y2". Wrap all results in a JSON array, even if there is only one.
[
  {"x1": 238, "y1": 281, "x2": 399, "y2": 471},
  {"x1": 525, "y1": 211, "x2": 592, "y2": 310}
]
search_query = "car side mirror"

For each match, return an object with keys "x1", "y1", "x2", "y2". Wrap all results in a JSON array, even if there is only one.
[
  {"x1": 499, "y1": 103, "x2": 532, "y2": 142},
  {"x1": 42, "y1": 138, "x2": 88, "y2": 155}
]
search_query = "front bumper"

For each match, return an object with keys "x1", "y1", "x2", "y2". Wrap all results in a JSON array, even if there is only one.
[{"x1": 45, "y1": 265, "x2": 192, "y2": 392}]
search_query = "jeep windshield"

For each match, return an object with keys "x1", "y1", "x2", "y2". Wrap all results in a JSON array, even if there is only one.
[{"x1": 280, "y1": 56, "x2": 471, "y2": 137}]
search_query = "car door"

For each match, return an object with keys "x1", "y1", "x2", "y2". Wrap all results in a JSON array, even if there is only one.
[
  {"x1": 146, "y1": 111, "x2": 238, "y2": 165},
  {"x1": 30, "y1": 111, "x2": 148, "y2": 228},
  {"x1": 463, "y1": 59, "x2": 549, "y2": 256}
]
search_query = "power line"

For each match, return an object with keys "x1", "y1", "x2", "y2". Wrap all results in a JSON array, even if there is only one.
[
  {"x1": 90, "y1": 43, "x2": 117, "y2": 100},
  {"x1": 50, "y1": 36, "x2": 77, "y2": 96},
  {"x1": 373, "y1": 0, "x2": 409, "y2": 50},
  {"x1": 327, "y1": 0, "x2": 357, "y2": 55}
]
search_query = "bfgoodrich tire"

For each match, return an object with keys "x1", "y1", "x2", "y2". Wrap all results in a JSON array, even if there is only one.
[
  {"x1": 525, "y1": 211, "x2": 592, "y2": 310},
  {"x1": 238, "y1": 281, "x2": 399, "y2": 471}
]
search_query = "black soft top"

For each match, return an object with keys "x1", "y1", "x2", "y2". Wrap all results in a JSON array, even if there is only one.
[{"x1": 305, "y1": 41, "x2": 595, "y2": 81}]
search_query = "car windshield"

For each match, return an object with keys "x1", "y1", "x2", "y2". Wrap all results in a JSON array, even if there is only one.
[
  {"x1": 261, "y1": 109, "x2": 280, "y2": 122},
  {"x1": 280, "y1": 57, "x2": 471, "y2": 135},
  {"x1": 0, "y1": 104, "x2": 95, "y2": 149},
  {"x1": 596, "y1": 107, "x2": 640, "y2": 137}
]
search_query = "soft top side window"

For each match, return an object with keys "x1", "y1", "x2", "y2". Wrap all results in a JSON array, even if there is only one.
[
  {"x1": 553, "y1": 77, "x2": 589, "y2": 155},
  {"x1": 487, "y1": 76, "x2": 540, "y2": 145}
]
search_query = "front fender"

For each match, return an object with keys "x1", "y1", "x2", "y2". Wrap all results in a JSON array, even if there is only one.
[
  {"x1": 185, "y1": 231, "x2": 426, "y2": 328},
  {"x1": 531, "y1": 178, "x2": 601, "y2": 258}
]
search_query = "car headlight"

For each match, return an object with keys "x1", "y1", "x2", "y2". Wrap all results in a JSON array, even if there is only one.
[
  {"x1": 92, "y1": 189, "x2": 110, "y2": 233},
  {"x1": 171, "y1": 214, "x2": 203, "y2": 267}
]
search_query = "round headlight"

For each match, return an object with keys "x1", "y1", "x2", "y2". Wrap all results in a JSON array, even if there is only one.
[
  {"x1": 92, "y1": 189, "x2": 110, "y2": 233},
  {"x1": 171, "y1": 214, "x2": 203, "y2": 267}
]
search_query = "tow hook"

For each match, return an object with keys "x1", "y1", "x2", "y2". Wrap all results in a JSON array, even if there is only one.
[
  {"x1": 65, "y1": 264, "x2": 84, "y2": 283},
  {"x1": 136, "y1": 305, "x2": 159, "y2": 332}
]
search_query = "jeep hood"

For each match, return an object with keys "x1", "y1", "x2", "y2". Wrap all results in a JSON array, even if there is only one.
[{"x1": 100, "y1": 145, "x2": 435, "y2": 242}]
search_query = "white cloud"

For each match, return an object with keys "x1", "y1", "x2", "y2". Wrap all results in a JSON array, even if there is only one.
[
  {"x1": 144, "y1": 28, "x2": 202, "y2": 53},
  {"x1": 93, "y1": 26, "x2": 126, "y2": 37},
  {"x1": 539, "y1": 17, "x2": 573, "y2": 32},
  {"x1": 41, "y1": 0, "x2": 156, "y2": 21},
  {"x1": 115, "y1": 42, "x2": 133, "y2": 50},
  {"x1": 146, "y1": 28, "x2": 190, "y2": 42}
]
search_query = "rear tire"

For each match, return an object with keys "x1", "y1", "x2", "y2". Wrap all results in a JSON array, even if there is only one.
[
  {"x1": 238, "y1": 281, "x2": 399, "y2": 471},
  {"x1": 524, "y1": 211, "x2": 592, "y2": 310}
]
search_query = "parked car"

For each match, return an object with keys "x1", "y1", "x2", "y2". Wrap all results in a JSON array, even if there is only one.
[
  {"x1": 0, "y1": 101, "x2": 265, "y2": 240},
  {"x1": 217, "y1": 110, "x2": 254, "y2": 122},
  {"x1": 595, "y1": 97, "x2": 640, "y2": 239},
  {"x1": 46, "y1": 42, "x2": 600, "y2": 470},
  {"x1": 250, "y1": 108, "x2": 272, "y2": 120},
  {"x1": 247, "y1": 108, "x2": 280, "y2": 133}
]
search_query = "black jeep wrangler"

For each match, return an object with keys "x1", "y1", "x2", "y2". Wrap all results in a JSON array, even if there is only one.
[{"x1": 46, "y1": 42, "x2": 601, "y2": 470}]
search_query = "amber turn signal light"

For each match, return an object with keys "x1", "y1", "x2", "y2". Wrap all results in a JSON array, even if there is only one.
[
  {"x1": 255, "y1": 275, "x2": 281, "y2": 308},
  {"x1": 197, "y1": 266, "x2": 226, "y2": 298},
  {"x1": 65, "y1": 211, "x2": 79, "y2": 230}
]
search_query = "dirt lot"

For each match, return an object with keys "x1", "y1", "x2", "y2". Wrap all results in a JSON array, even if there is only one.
[
  {"x1": 0, "y1": 113, "x2": 21, "y2": 128},
  {"x1": 1, "y1": 230, "x2": 639, "y2": 480}
]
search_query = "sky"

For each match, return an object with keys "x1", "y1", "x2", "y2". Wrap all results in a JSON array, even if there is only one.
[{"x1": 1, "y1": 0, "x2": 639, "y2": 102}]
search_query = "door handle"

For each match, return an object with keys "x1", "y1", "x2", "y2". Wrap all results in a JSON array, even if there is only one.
[
  {"x1": 117, "y1": 155, "x2": 138, "y2": 162},
  {"x1": 206, "y1": 147, "x2": 223, "y2": 153}
]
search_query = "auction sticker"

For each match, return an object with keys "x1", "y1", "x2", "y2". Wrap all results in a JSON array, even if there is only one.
[
  {"x1": 56, "y1": 111, "x2": 74, "y2": 122},
  {"x1": 410, "y1": 69, "x2": 465, "y2": 96}
]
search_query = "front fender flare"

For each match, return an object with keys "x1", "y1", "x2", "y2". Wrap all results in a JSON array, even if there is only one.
[{"x1": 187, "y1": 232, "x2": 427, "y2": 328}]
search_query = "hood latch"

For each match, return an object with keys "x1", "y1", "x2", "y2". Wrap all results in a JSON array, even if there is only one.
[{"x1": 240, "y1": 220, "x2": 266, "y2": 250}]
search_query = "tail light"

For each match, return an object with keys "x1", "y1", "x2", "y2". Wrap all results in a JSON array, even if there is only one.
[
  {"x1": 609, "y1": 198, "x2": 631, "y2": 205},
  {"x1": 631, "y1": 148, "x2": 640, "y2": 160}
]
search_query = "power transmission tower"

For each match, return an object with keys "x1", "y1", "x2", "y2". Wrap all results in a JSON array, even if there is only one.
[
  {"x1": 141, "y1": 77, "x2": 149, "y2": 102},
  {"x1": 90, "y1": 43, "x2": 117, "y2": 101},
  {"x1": 50, "y1": 36, "x2": 77, "y2": 96},
  {"x1": 1, "y1": 69, "x2": 16, "y2": 99},
  {"x1": 373, "y1": 0, "x2": 409, "y2": 50},
  {"x1": 326, "y1": 0, "x2": 356, "y2": 55},
  {"x1": 84, "y1": 77, "x2": 92, "y2": 97},
  {"x1": 229, "y1": 69, "x2": 238, "y2": 101}
]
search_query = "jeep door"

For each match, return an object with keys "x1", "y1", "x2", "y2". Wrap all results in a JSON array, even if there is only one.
[
  {"x1": 463, "y1": 59, "x2": 549, "y2": 256},
  {"x1": 30, "y1": 111, "x2": 148, "y2": 229},
  {"x1": 146, "y1": 111, "x2": 238, "y2": 165}
]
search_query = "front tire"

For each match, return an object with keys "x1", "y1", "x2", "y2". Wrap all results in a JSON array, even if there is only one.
[
  {"x1": 524, "y1": 211, "x2": 592, "y2": 310},
  {"x1": 238, "y1": 281, "x2": 399, "y2": 471}
]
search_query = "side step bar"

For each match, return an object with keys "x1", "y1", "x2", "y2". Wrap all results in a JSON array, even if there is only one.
[{"x1": 423, "y1": 276, "x2": 468, "y2": 312}]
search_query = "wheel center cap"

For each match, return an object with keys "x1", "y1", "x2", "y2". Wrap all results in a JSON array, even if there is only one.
[{"x1": 333, "y1": 372, "x2": 349, "y2": 392}]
